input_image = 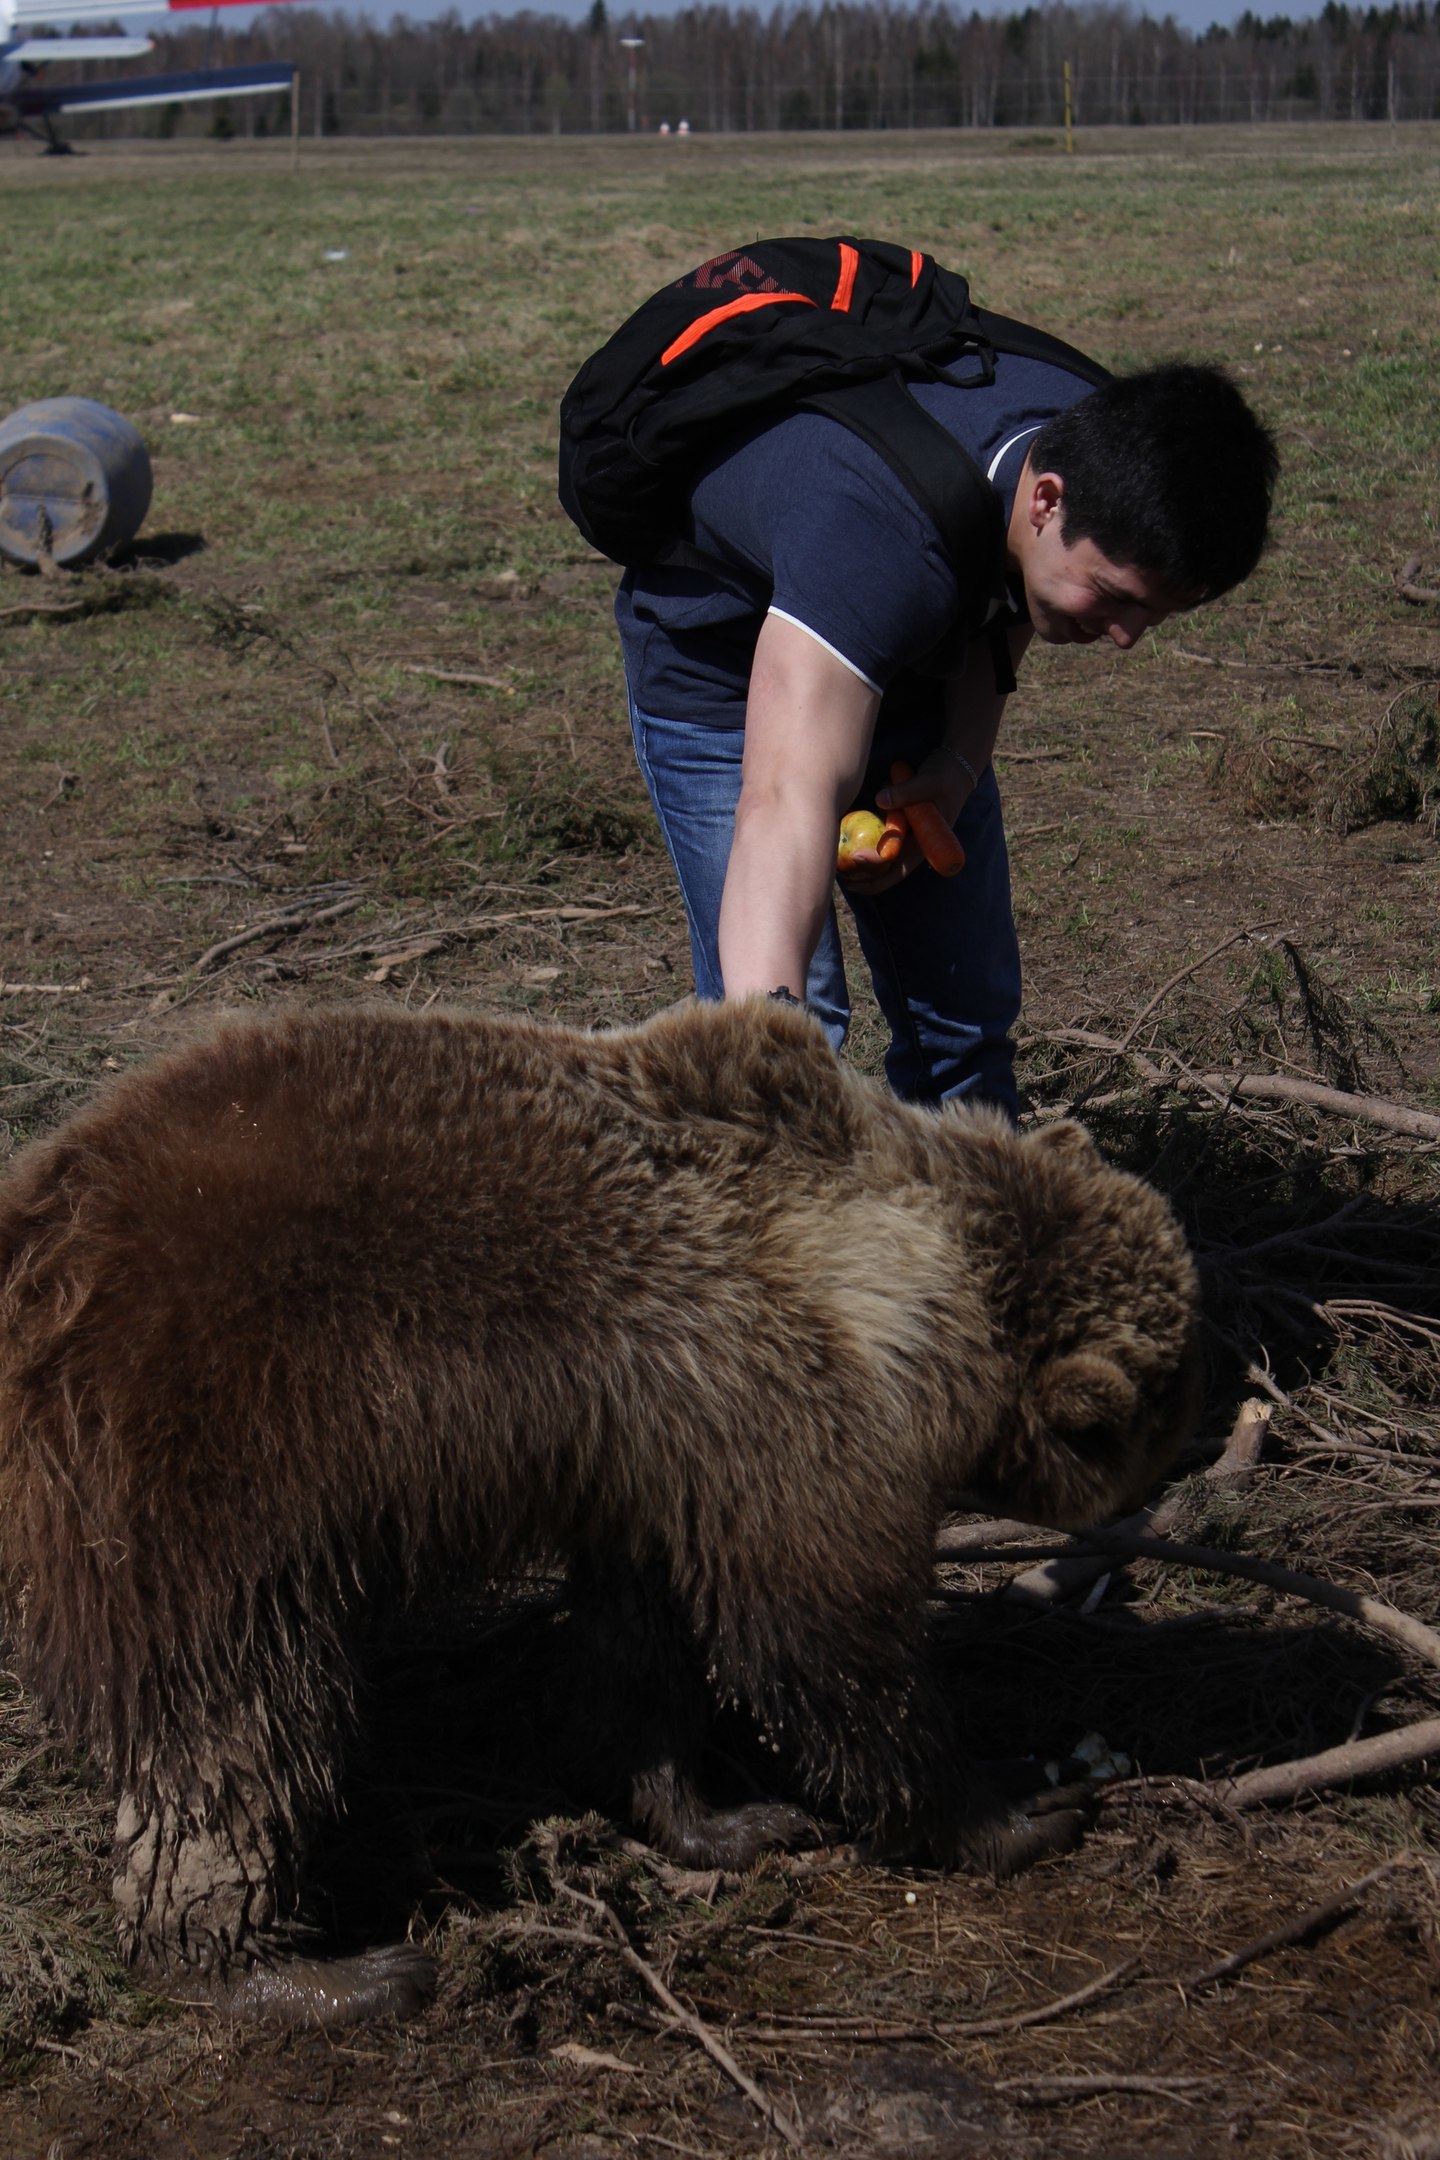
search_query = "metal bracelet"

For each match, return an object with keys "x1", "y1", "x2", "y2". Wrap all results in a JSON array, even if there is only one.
[{"x1": 941, "y1": 747, "x2": 981, "y2": 792}]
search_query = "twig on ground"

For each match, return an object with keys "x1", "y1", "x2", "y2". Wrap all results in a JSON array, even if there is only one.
[
  {"x1": 936, "y1": 1517, "x2": 1054, "y2": 1558},
  {"x1": 1204, "y1": 1073, "x2": 1440, "y2": 1142},
  {"x1": 549, "y1": 1880, "x2": 803, "y2": 2148},
  {"x1": 1218, "y1": 1719, "x2": 1440, "y2": 1808},
  {"x1": 939, "y1": 1511, "x2": 1440, "y2": 1810},
  {"x1": 1174, "y1": 1859, "x2": 1407, "y2": 1989},
  {"x1": 319, "y1": 703, "x2": 341, "y2": 768},
  {"x1": 1025, "y1": 1023, "x2": 1440, "y2": 1142},
  {"x1": 0, "y1": 980, "x2": 88, "y2": 997},
  {"x1": 0, "y1": 598, "x2": 88, "y2": 622},
  {"x1": 398, "y1": 661, "x2": 517, "y2": 691},
  {"x1": 1079, "y1": 1528, "x2": 1440, "y2": 1676},
  {"x1": 618, "y1": 1840, "x2": 740, "y2": 1902},
  {"x1": 999, "y1": 2071, "x2": 1211, "y2": 2103},
  {"x1": 194, "y1": 892, "x2": 366, "y2": 973},
  {"x1": 1113, "y1": 923, "x2": 1285, "y2": 1061},
  {"x1": 1396, "y1": 556, "x2": 1440, "y2": 604},
  {"x1": 254, "y1": 903, "x2": 666, "y2": 981},
  {"x1": 749, "y1": 1957, "x2": 1137, "y2": 2044},
  {"x1": 1170, "y1": 647, "x2": 1341, "y2": 674}
]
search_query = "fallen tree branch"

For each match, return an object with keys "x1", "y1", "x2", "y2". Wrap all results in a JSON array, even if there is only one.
[
  {"x1": 936, "y1": 1517, "x2": 1053, "y2": 1558},
  {"x1": 1217, "y1": 1719, "x2": 1440, "y2": 1809},
  {"x1": 0, "y1": 598, "x2": 89, "y2": 623},
  {"x1": 748, "y1": 1956, "x2": 1137, "y2": 2045},
  {"x1": 194, "y1": 892, "x2": 366, "y2": 973},
  {"x1": 1397, "y1": 556, "x2": 1440, "y2": 604},
  {"x1": 1171, "y1": 646, "x2": 1341, "y2": 675},
  {"x1": 1113, "y1": 927, "x2": 1286, "y2": 1058},
  {"x1": 550, "y1": 1880, "x2": 803, "y2": 2148},
  {"x1": 1000, "y1": 2071, "x2": 1210, "y2": 2103},
  {"x1": 1023, "y1": 1024, "x2": 1440, "y2": 1142},
  {"x1": 397, "y1": 661, "x2": 517, "y2": 691},
  {"x1": 1174, "y1": 1859, "x2": 1406, "y2": 1989},
  {"x1": 255, "y1": 903, "x2": 667, "y2": 980},
  {"x1": 1203, "y1": 1072, "x2": 1440, "y2": 1142},
  {"x1": 1080, "y1": 1528, "x2": 1440, "y2": 1674},
  {"x1": 938, "y1": 1513, "x2": 1440, "y2": 1810},
  {"x1": 0, "y1": 979, "x2": 89, "y2": 997},
  {"x1": 1066, "y1": 926, "x2": 1286, "y2": 1115}
]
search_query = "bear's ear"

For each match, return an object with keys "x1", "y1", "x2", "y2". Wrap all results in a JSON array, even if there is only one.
[
  {"x1": 1029, "y1": 1121, "x2": 1099, "y2": 1167},
  {"x1": 1036, "y1": 1350, "x2": 1138, "y2": 1441}
]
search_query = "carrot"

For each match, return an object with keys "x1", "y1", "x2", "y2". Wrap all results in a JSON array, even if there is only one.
[
  {"x1": 875, "y1": 805, "x2": 909, "y2": 862},
  {"x1": 889, "y1": 762, "x2": 966, "y2": 877}
]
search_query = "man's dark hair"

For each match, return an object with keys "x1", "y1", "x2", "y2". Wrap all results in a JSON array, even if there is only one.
[{"x1": 1028, "y1": 362, "x2": 1279, "y2": 602}]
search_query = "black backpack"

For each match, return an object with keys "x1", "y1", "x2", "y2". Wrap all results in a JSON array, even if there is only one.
[{"x1": 557, "y1": 234, "x2": 1112, "y2": 637}]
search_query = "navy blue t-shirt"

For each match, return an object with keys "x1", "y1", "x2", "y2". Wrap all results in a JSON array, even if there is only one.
[{"x1": 615, "y1": 352, "x2": 1097, "y2": 731}]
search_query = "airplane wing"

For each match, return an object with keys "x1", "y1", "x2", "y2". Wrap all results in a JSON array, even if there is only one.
[
  {"x1": 27, "y1": 59, "x2": 295, "y2": 113},
  {"x1": 6, "y1": 0, "x2": 300, "y2": 19},
  {"x1": 6, "y1": 36, "x2": 153, "y2": 59}
]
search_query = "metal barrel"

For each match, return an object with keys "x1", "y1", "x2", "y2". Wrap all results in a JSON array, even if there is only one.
[{"x1": 0, "y1": 397, "x2": 153, "y2": 568}]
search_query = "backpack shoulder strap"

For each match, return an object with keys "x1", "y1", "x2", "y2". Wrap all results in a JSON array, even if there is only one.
[
  {"x1": 969, "y1": 308, "x2": 1113, "y2": 389},
  {"x1": 798, "y1": 374, "x2": 1006, "y2": 633}
]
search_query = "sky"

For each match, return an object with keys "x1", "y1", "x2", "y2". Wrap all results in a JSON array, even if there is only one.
[{"x1": 122, "y1": 0, "x2": 1326, "y2": 39}]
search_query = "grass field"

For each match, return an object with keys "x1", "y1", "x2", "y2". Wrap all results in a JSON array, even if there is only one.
[{"x1": 2, "y1": 124, "x2": 1439, "y2": 2159}]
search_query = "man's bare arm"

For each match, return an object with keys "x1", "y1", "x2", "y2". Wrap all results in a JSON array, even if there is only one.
[{"x1": 717, "y1": 612, "x2": 880, "y2": 1001}]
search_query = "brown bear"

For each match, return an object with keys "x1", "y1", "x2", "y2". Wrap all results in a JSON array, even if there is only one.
[{"x1": 0, "y1": 996, "x2": 1199, "y2": 2022}]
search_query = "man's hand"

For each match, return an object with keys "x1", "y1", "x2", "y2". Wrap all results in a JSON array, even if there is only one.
[
  {"x1": 842, "y1": 623, "x2": 1031, "y2": 896},
  {"x1": 840, "y1": 751, "x2": 975, "y2": 894}
]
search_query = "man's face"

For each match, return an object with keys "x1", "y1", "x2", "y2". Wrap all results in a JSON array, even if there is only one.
[{"x1": 1014, "y1": 472, "x2": 1195, "y2": 649}]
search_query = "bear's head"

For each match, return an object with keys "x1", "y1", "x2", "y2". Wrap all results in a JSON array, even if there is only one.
[{"x1": 947, "y1": 1116, "x2": 1202, "y2": 1530}]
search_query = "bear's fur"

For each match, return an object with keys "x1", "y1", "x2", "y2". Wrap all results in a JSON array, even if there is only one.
[{"x1": 0, "y1": 996, "x2": 1199, "y2": 2016}]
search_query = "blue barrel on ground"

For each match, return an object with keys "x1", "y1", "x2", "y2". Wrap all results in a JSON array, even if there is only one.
[{"x1": 0, "y1": 398, "x2": 153, "y2": 568}]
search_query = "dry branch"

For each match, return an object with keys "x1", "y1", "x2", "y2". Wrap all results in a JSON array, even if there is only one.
[
  {"x1": 1397, "y1": 556, "x2": 1440, "y2": 604},
  {"x1": 936, "y1": 1512, "x2": 1440, "y2": 1811},
  {"x1": 398, "y1": 661, "x2": 517, "y2": 690},
  {"x1": 1219, "y1": 1721, "x2": 1440, "y2": 1808},
  {"x1": 1000, "y1": 2071, "x2": 1211, "y2": 2102},
  {"x1": 1208, "y1": 1073, "x2": 1440, "y2": 1141},
  {"x1": 550, "y1": 1881, "x2": 803, "y2": 2148},
  {"x1": 257, "y1": 902, "x2": 667, "y2": 980},
  {"x1": 1175, "y1": 1859, "x2": 1406, "y2": 1988},
  {"x1": 0, "y1": 598, "x2": 88, "y2": 623},
  {"x1": 1026, "y1": 1022, "x2": 1440, "y2": 1142},
  {"x1": 1081, "y1": 1529, "x2": 1440, "y2": 1675},
  {"x1": 194, "y1": 892, "x2": 366, "y2": 973},
  {"x1": 749, "y1": 1957, "x2": 1137, "y2": 2044},
  {"x1": 936, "y1": 1517, "x2": 1053, "y2": 1558},
  {"x1": 1111, "y1": 926, "x2": 1285, "y2": 1059}
]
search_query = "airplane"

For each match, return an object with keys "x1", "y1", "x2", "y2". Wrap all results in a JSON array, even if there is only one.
[{"x1": 0, "y1": 0, "x2": 297, "y2": 152}]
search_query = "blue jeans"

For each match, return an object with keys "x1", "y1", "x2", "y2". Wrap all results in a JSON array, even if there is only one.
[{"x1": 627, "y1": 691, "x2": 1022, "y2": 1114}]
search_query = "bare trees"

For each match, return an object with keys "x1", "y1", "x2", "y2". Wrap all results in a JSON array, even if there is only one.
[{"x1": 56, "y1": 0, "x2": 1440, "y2": 141}]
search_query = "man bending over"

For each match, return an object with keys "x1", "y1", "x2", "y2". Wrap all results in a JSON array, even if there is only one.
[{"x1": 615, "y1": 351, "x2": 1277, "y2": 1116}]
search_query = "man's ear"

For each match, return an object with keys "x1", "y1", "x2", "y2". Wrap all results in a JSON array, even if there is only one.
[{"x1": 1028, "y1": 471, "x2": 1065, "y2": 533}]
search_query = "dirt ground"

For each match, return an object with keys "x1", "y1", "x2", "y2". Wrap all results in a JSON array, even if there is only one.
[{"x1": 2, "y1": 128, "x2": 1439, "y2": 2160}]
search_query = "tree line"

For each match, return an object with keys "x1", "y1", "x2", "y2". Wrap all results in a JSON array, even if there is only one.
[{"x1": 45, "y1": 0, "x2": 1440, "y2": 139}]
